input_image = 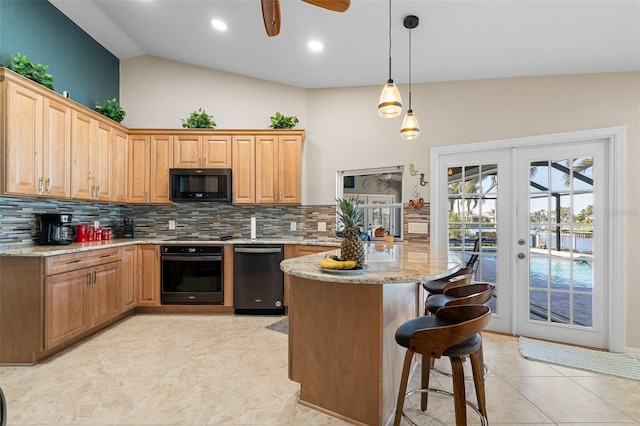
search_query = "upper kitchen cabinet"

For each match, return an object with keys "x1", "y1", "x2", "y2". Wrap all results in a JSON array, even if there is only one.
[
  {"x1": 150, "y1": 134, "x2": 174, "y2": 203},
  {"x1": 127, "y1": 134, "x2": 151, "y2": 203},
  {"x1": 231, "y1": 135, "x2": 256, "y2": 204},
  {"x1": 2, "y1": 71, "x2": 71, "y2": 198},
  {"x1": 173, "y1": 133, "x2": 231, "y2": 169},
  {"x1": 256, "y1": 133, "x2": 303, "y2": 204},
  {"x1": 127, "y1": 131, "x2": 174, "y2": 204},
  {"x1": 112, "y1": 129, "x2": 129, "y2": 203}
]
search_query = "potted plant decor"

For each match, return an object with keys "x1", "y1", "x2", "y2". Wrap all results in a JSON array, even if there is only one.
[
  {"x1": 269, "y1": 112, "x2": 299, "y2": 129},
  {"x1": 10, "y1": 53, "x2": 54, "y2": 89},
  {"x1": 181, "y1": 108, "x2": 216, "y2": 128},
  {"x1": 95, "y1": 98, "x2": 126, "y2": 123}
]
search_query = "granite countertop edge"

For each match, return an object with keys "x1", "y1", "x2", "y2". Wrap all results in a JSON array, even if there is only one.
[{"x1": 0, "y1": 238, "x2": 343, "y2": 257}]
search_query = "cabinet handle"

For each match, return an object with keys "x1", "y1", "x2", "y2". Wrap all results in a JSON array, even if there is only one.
[
  {"x1": 87, "y1": 271, "x2": 92, "y2": 284},
  {"x1": 45, "y1": 178, "x2": 51, "y2": 193},
  {"x1": 93, "y1": 269, "x2": 96, "y2": 284},
  {"x1": 38, "y1": 178, "x2": 44, "y2": 193},
  {"x1": 96, "y1": 186, "x2": 100, "y2": 198}
]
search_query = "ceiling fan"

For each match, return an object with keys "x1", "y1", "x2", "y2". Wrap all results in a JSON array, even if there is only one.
[{"x1": 261, "y1": 0, "x2": 350, "y2": 37}]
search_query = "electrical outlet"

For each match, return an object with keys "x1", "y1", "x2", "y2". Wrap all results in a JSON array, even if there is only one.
[
  {"x1": 317, "y1": 222, "x2": 327, "y2": 232},
  {"x1": 168, "y1": 220, "x2": 176, "y2": 230},
  {"x1": 408, "y1": 222, "x2": 429, "y2": 234},
  {"x1": 93, "y1": 220, "x2": 100, "y2": 228},
  {"x1": 290, "y1": 221, "x2": 297, "y2": 231}
]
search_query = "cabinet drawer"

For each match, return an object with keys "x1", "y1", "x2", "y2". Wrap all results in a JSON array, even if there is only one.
[{"x1": 45, "y1": 248, "x2": 120, "y2": 276}]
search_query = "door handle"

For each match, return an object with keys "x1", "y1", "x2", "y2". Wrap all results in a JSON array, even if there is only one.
[{"x1": 517, "y1": 253, "x2": 526, "y2": 259}]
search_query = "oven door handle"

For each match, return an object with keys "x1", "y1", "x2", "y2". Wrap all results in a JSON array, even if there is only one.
[
  {"x1": 234, "y1": 247, "x2": 282, "y2": 254},
  {"x1": 162, "y1": 255, "x2": 222, "y2": 262}
]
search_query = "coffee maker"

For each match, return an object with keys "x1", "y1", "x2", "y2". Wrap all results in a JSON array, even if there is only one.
[{"x1": 38, "y1": 214, "x2": 75, "y2": 245}]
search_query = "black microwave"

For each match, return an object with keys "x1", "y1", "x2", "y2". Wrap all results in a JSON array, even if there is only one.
[{"x1": 169, "y1": 168, "x2": 232, "y2": 202}]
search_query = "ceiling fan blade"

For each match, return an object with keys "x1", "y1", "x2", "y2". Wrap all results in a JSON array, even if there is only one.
[
  {"x1": 302, "y1": 0, "x2": 350, "y2": 13},
  {"x1": 261, "y1": 0, "x2": 281, "y2": 37}
]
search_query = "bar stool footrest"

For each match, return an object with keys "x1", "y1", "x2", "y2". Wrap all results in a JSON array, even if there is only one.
[{"x1": 401, "y1": 387, "x2": 488, "y2": 426}]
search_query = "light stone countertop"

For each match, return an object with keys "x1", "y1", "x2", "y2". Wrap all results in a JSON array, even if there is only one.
[
  {"x1": 0, "y1": 237, "x2": 342, "y2": 257},
  {"x1": 280, "y1": 241, "x2": 461, "y2": 284}
]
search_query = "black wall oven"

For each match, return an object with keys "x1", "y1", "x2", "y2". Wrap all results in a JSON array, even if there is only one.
[{"x1": 161, "y1": 245, "x2": 224, "y2": 305}]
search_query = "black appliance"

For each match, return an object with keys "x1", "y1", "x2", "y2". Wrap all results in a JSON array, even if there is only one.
[
  {"x1": 37, "y1": 213, "x2": 75, "y2": 245},
  {"x1": 123, "y1": 218, "x2": 134, "y2": 238},
  {"x1": 169, "y1": 168, "x2": 232, "y2": 202},
  {"x1": 161, "y1": 245, "x2": 224, "y2": 305},
  {"x1": 233, "y1": 245, "x2": 284, "y2": 314}
]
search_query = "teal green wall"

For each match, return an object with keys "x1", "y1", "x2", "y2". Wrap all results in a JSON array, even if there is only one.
[{"x1": 0, "y1": 0, "x2": 119, "y2": 108}]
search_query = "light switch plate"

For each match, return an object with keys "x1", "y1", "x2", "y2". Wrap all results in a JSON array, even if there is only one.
[
  {"x1": 318, "y1": 222, "x2": 327, "y2": 232},
  {"x1": 168, "y1": 220, "x2": 176, "y2": 230},
  {"x1": 290, "y1": 221, "x2": 297, "y2": 231}
]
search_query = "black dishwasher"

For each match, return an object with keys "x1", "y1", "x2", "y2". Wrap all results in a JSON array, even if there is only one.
[{"x1": 233, "y1": 245, "x2": 284, "y2": 314}]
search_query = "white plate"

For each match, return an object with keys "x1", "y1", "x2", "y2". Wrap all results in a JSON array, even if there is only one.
[{"x1": 316, "y1": 264, "x2": 369, "y2": 274}]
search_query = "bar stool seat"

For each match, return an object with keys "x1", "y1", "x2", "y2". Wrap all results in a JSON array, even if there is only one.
[
  {"x1": 422, "y1": 267, "x2": 475, "y2": 295},
  {"x1": 425, "y1": 282, "x2": 495, "y2": 315},
  {"x1": 393, "y1": 305, "x2": 491, "y2": 426}
]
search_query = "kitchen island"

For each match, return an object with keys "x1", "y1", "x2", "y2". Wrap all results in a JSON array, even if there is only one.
[{"x1": 280, "y1": 241, "x2": 460, "y2": 426}]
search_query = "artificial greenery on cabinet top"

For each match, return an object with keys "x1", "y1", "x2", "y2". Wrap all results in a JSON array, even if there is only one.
[
  {"x1": 270, "y1": 112, "x2": 299, "y2": 129},
  {"x1": 181, "y1": 108, "x2": 216, "y2": 128},
  {"x1": 95, "y1": 98, "x2": 126, "y2": 123},
  {"x1": 9, "y1": 53, "x2": 54, "y2": 90}
]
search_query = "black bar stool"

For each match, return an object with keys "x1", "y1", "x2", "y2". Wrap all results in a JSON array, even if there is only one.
[{"x1": 393, "y1": 305, "x2": 491, "y2": 426}]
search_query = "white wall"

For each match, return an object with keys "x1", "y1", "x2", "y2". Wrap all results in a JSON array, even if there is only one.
[{"x1": 120, "y1": 56, "x2": 640, "y2": 350}]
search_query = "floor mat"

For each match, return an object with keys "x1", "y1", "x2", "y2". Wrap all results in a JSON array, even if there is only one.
[
  {"x1": 519, "y1": 336, "x2": 640, "y2": 381},
  {"x1": 265, "y1": 317, "x2": 288, "y2": 334}
]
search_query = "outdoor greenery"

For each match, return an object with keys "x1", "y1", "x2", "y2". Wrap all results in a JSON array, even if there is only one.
[
  {"x1": 95, "y1": 98, "x2": 126, "y2": 123},
  {"x1": 10, "y1": 53, "x2": 54, "y2": 89},
  {"x1": 181, "y1": 108, "x2": 216, "y2": 128},
  {"x1": 269, "y1": 112, "x2": 299, "y2": 129}
]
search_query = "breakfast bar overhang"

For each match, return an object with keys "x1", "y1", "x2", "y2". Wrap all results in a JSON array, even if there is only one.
[{"x1": 280, "y1": 242, "x2": 461, "y2": 426}]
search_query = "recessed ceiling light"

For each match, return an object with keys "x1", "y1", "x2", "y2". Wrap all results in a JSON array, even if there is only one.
[
  {"x1": 307, "y1": 40, "x2": 323, "y2": 52},
  {"x1": 211, "y1": 19, "x2": 228, "y2": 32}
]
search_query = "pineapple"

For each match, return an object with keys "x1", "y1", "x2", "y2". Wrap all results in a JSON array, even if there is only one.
[{"x1": 336, "y1": 197, "x2": 365, "y2": 268}]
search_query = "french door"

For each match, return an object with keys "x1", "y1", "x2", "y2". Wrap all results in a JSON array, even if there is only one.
[{"x1": 431, "y1": 128, "x2": 625, "y2": 350}]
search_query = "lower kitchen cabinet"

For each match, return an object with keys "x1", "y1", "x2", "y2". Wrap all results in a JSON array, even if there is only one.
[
  {"x1": 119, "y1": 245, "x2": 137, "y2": 311},
  {"x1": 138, "y1": 244, "x2": 160, "y2": 306}
]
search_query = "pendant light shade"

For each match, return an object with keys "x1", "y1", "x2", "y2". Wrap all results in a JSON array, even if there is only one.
[
  {"x1": 378, "y1": 80, "x2": 402, "y2": 118},
  {"x1": 401, "y1": 14, "x2": 420, "y2": 140},
  {"x1": 378, "y1": 0, "x2": 402, "y2": 118},
  {"x1": 400, "y1": 109, "x2": 420, "y2": 139}
]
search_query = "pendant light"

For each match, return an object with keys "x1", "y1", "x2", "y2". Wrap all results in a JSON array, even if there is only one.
[
  {"x1": 400, "y1": 15, "x2": 420, "y2": 140},
  {"x1": 378, "y1": 0, "x2": 402, "y2": 118}
]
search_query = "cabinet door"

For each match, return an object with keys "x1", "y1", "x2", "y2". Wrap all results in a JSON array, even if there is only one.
[
  {"x1": 231, "y1": 135, "x2": 255, "y2": 204},
  {"x1": 138, "y1": 245, "x2": 160, "y2": 306},
  {"x1": 202, "y1": 135, "x2": 231, "y2": 168},
  {"x1": 42, "y1": 97, "x2": 71, "y2": 198},
  {"x1": 4, "y1": 81, "x2": 43, "y2": 196},
  {"x1": 112, "y1": 129, "x2": 128, "y2": 203},
  {"x1": 70, "y1": 110, "x2": 94, "y2": 200},
  {"x1": 150, "y1": 135, "x2": 173, "y2": 203},
  {"x1": 119, "y1": 245, "x2": 137, "y2": 311},
  {"x1": 278, "y1": 135, "x2": 303, "y2": 204},
  {"x1": 128, "y1": 135, "x2": 150, "y2": 203},
  {"x1": 90, "y1": 262, "x2": 120, "y2": 326},
  {"x1": 255, "y1": 135, "x2": 279, "y2": 204},
  {"x1": 95, "y1": 121, "x2": 113, "y2": 201},
  {"x1": 173, "y1": 135, "x2": 201, "y2": 168},
  {"x1": 45, "y1": 269, "x2": 90, "y2": 349}
]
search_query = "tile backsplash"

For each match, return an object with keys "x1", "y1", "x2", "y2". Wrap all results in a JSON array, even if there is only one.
[{"x1": 0, "y1": 197, "x2": 429, "y2": 248}]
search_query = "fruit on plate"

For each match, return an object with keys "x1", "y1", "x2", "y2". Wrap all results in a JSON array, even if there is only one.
[
  {"x1": 336, "y1": 197, "x2": 365, "y2": 268},
  {"x1": 319, "y1": 257, "x2": 358, "y2": 270}
]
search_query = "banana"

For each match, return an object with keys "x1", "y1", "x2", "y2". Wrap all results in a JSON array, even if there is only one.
[
  {"x1": 341, "y1": 260, "x2": 357, "y2": 270},
  {"x1": 320, "y1": 257, "x2": 343, "y2": 269}
]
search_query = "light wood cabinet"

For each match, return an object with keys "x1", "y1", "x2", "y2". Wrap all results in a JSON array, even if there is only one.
[
  {"x1": 4, "y1": 80, "x2": 71, "y2": 198},
  {"x1": 150, "y1": 135, "x2": 174, "y2": 203},
  {"x1": 232, "y1": 135, "x2": 256, "y2": 204},
  {"x1": 70, "y1": 111, "x2": 115, "y2": 201},
  {"x1": 173, "y1": 134, "x2": 231, "y2": 169},
  {"x1": 138, "y1": 244, "x2": 160, "y2": 306},
  {"x1": 112, "y1": 129, "x2": 128, "y2": 203},
  {"x1": 127, "y1": 134, "x2": 150, "y2": 203},
  {"x1": 44, "y1": 248, "x2": 121, "y2": 350},
  {"x1": 238, "y1": 133, "x2": 303, "y2": 205},
  {"x1": 119, "y1": 245, "x2": 137, "y2": 311}
]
